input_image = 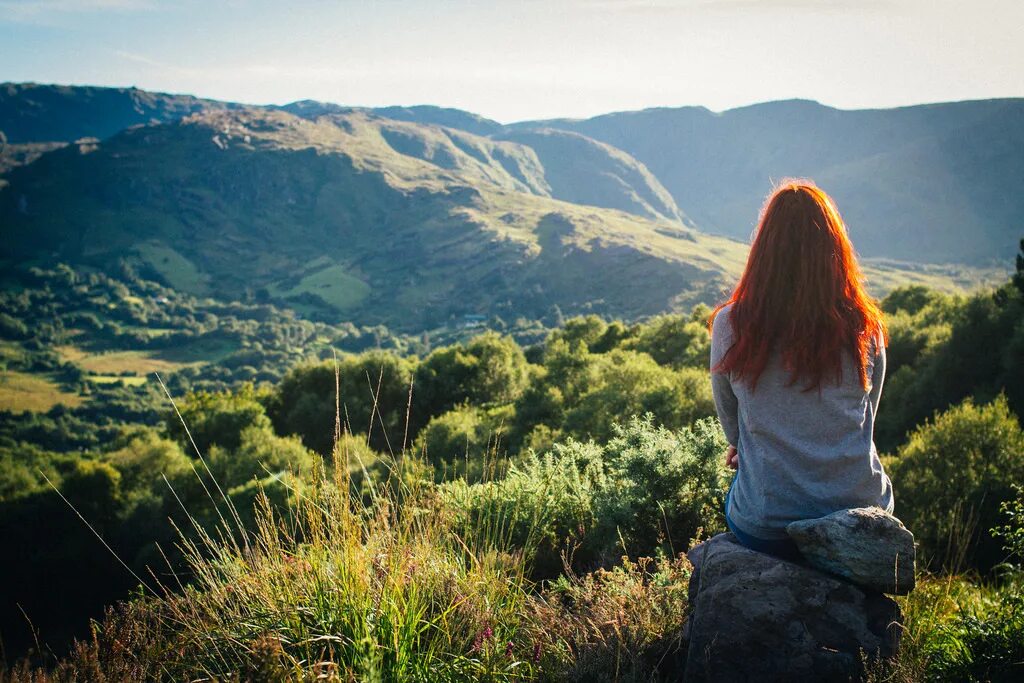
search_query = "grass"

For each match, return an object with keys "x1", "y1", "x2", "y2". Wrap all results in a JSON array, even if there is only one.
[
  {"x1": 56, "y1": 346, "x2": 197, "y2": 375},
  {"x1": 0, "y1": 370, "x2": 83, "y2": 412},
  {"x1": 131, "y1": 242, "x2": 211, "y2": 296},
  {"x1": 867, "y1": 572, "x2": 1024, "y2": 682},
  {"x1": 269, "y1": 264, "x2": 372, "y2": 312},
  {"x1": 0, "y1": 384, "x2": 700, "y2": 681},
  {"x1": 84, "y1": 375, "x2": 148, "y2": 386}
]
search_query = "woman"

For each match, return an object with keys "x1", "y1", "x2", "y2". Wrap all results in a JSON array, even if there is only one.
[{"x1": 709, "y1": 179, "x2": 892, "y2": 560}]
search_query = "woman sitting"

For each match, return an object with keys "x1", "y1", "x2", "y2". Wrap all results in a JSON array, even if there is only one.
[{"x1": 709, "y1": 179, "x2": 892, "y2": 560}]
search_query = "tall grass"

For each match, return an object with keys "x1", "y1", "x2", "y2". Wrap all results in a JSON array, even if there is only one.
[{"x1": 3, "y1": 365, "x2": 696, "y2": 681}]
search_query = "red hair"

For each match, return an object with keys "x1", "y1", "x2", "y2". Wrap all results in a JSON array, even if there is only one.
[{"x1": 709, "y1": 180, "x2": 886, "y2": 392}]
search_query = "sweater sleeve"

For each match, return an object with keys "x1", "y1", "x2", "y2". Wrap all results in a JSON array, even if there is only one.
[
  {"x1": 869, "y1": 334, "x2": 886, "y2": 417},
  {"x1": 710, "y1": 309, "x2": 740, "y2": 447}
]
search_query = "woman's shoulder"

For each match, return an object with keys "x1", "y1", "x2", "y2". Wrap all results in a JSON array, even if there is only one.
[{"x1": 711, "y1": 303, "x2": 735, "y2": 337}]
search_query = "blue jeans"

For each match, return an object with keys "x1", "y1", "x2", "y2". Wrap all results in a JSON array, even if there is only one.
[{"x1": 724, "y1": 481, "x2": 802, "y2": 561}]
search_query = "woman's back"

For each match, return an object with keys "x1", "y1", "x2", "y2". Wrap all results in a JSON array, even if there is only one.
[
  {"x1": 707, "y1": 179, "x2": 893, "y2": 544},
  {"x1": 711, "y1": 302, "x2": 893, "y2": 540}
]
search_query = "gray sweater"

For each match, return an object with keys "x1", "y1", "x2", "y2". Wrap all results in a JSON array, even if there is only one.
[{"x1": 710, "y1": 303, "x2": 894, "y2": 540}]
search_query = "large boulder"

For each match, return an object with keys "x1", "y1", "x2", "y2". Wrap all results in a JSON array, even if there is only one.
[
  {"x1": 684, "y1": 533, "x2": 901, "y2": 683},
  {"x1": 787, "y1": 507, "x2": 916, "y2": 595}
]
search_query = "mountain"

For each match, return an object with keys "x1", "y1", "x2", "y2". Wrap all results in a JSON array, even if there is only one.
[
  {"x1": 0, "y1": 107, "x2": 751, "y2": 330},
  {"x1": 0, "y1": 85, "x2": 683, "y2": 225},
  {"x1": 280, "y1": 101, "x2": 503, "y2": 137},
  {"x1": 514, "y1": 98, "x2": 1024, "y2": 263},
  {"x1": 494, "y1": 128, "x2": 684, "y2": 223},
  {"x1": 0, "y1": 84, "x2": 1008, "y2": 333},
  {"x1": 3, "y1": 84, "x2": 1021, "y2": 264},
  {"x1": 0, "y1": 82, "x2": 232, "y2": 144}
]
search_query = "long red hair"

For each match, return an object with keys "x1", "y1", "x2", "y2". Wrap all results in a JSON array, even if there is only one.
[{"x1": 709, "y1": 180, "x2": 886, "y2": 392}]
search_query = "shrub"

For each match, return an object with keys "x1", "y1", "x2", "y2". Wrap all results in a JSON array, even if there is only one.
[
  {"x1": 441, "y1": 438, "x2": 607, "y2": 578},
  {"x1": 887, "y1": 395, "x2": 1024, "y2": 572},
  {"x1": 415, "y1": 404, "x2": 513, "y2": 481},
  {"x1": 165, "y1": 386, "x2": 272, "y2": 455},
  {"x1": 531, "y1": 554, "x2": 691, "y2": 682},
  {"x1": 268, "y1": 351, "x2": 414, "y2": 455},
  {"x1": 443, "y1": 416, "x2": 729, "y2": 577},
  {"x1": 562, "y1": 352, "x2": 716, "y2": 442},
  {"x1": 595, "y1": 415, "x2": 728, "y2": 558},
  {"x1": 625, "y1": 313, "x2": 710, "y2": 369}
]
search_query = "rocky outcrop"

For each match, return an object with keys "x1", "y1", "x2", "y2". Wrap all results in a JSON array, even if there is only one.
[
  {"x1": 684, "y1": 533, "x2": 901, "y2": 683},
  {"x1": 787, "y1": 507, "x2": 916, "y2": 595}
]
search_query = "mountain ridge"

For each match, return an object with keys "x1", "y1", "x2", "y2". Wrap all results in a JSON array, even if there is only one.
[{"x1": 0, "y1": 83, "x2": 1012, "y2": 334}]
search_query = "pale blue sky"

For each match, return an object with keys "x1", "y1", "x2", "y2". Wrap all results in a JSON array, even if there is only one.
[{"x1": 1, "y1": 0, "x2": 1021, "y2": 122}]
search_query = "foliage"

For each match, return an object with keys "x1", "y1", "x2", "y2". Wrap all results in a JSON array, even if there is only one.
[
  {"x1": 532, "y1": 554, "x2": 691, "y2": 682},
  {"x1": 876, "y1": 281, "x2": 1023, "y2": 452},
  {"x1": 994, "y1": 486, "x2": 1024, "y2": 568},
  {"x1": 266, "y1": 351, "x2": 415, "y2": 456},
  {"x1": 887, "y1": 395, "x2": 1024, "y2": 572},
  {"x1": 443, "y1": 416, "x2": 729, "y2": 578}
]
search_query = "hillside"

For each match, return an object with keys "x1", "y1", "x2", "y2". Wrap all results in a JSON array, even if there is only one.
[
  {"x1": 0, "y1": 107, "x2": 747, "y2": 330},
  {"x1": 516, "y1": 98, "x2": 1024, "y2": 263},
  {"x1": 0, "y1": 82, "x2": 231, "y2": 144},
  {"x1": 495, "y1": 127, "x2": 684, "y2": 222},
  {"x1": 3, "y1": 83, "x2": 1022, "y2": 265}
]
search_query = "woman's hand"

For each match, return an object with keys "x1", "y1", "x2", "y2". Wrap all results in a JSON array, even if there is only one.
[{"x1": 725, "y1": 445, "x2": 739, "y2": 470}]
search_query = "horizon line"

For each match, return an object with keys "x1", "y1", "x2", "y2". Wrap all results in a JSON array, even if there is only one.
[{"x1": 4, "y1": 79, "x2": 1024, "y2": 125}]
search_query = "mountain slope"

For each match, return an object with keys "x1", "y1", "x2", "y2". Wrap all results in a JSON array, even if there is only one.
[
  {"x1": 518, "y1": 98, "x2": 1024, "y2": 263},
  {"x1": 0, "y1": 82, "x2": 231, "y2": 144},
  {"x1": 0, "y1": 85, "x2": 686, "y2": 225},
  {"x1": 279, "y1": 101, "x2": 503, "y2": 137},
  {"x1": 0, "y1": 107, "x2": 748, "y2": 329},
  {"x1": 495, "y1": 128, "x2": 684, "y2": 223}
]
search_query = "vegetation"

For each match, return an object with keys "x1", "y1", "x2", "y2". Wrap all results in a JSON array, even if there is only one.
[
  {"x1": 2, "y1": 82, "x2": 1021, "y2": 679},
  {"x1": 0, "y1": 250, "x2": 1022, "y2": 678}
]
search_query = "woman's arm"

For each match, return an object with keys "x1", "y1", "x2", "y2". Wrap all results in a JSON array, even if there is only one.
[
  {"x1": 869, "y1": 334, "x2": 886, "y2": 416},
  {"x1": 710, "y1": 310, "x2": 740, "y2": 448}
]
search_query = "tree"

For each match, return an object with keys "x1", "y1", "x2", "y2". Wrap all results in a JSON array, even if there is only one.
[
  {"x1": 269, "y1": 351, "x2": 414, "y2": 455},
  {"x1": 887, "y1": 395, "x2": 1024, "y2": 572},
  {"x1": 165, "y1": 386, "x2": 272, "y2": 455}
]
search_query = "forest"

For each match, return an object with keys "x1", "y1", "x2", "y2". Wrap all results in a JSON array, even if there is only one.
[{"x1": 1, "y1": 249, "x2": 1023, "y2": 681}]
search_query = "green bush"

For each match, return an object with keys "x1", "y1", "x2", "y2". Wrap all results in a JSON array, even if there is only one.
[
  {"x1": 624, "y1": 312, "x2": 710, "y2": 369},
  {"x1": 994, "y1": 486, "x2": 1024, "y2": 568},
  {"x1": 268, "y1": 351, "x2": 414, "y2": 455},
  {"x1": 888, "y1": 395, "x2": 1024, "y2": 572},
  {"x1": 562, "y1": 352, "x2": 715, "y2": 442},
  {"x1": 166, "y1": 386, "x2": 272, "y2": 455},
  {"x1": 443, "y1": 415, "x2": 729, "y2": 577},
  {"x1": 595, "y1": 415, "x2": 728, "y2": 558},
  {"x1": 415, "y1": 404, "x2": 513, "y2": 481}
]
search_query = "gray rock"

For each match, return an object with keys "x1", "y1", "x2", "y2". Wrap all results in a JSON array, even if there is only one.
[
  {"x1": 787, "y1": 507, "x2": 916, "y2": 595},
  {"x1": 684, "y1": 533, "x2": 901, "y2": 683}
]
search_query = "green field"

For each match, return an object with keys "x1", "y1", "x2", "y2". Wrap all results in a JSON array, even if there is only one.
[
  {"x1": 132, "y1": 242, "x2": 211, "y2": 295},
  {"x1": 0, "y1": 370, "x2": 83, "y2": 412},
  {"x1": 269, "y1": 264, "x2": 371, "y2": 312},
  {"x1": 56, "y1": 346, "x2": 198, "y2": 375}
]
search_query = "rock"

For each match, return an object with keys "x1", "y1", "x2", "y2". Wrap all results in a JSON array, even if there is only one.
[
  {"x1": 787, "y1": 507, "x2": 916, "y2": 595},
  {"x1": 684, "y1": 533, "x2": 901, "y2": 683}
]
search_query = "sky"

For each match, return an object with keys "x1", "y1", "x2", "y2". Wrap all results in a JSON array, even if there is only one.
[{"x1": 0, "y1": 0, "x2": 1021, "y2": 123}]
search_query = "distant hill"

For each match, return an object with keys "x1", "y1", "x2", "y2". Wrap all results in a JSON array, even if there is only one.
[
  {"x1": 0, "y1": 83, "x2": 1009, "y2": 332},
  {"x1": 516, "y1": 98, "x2": 1024, "y2": 263},
  {"x1": 0, "y1": 107, "x2": 753, "y2": 330},
  {"x1": 0, "y1": 82, "x2": 232, "y2": 143},
  {"x1": 495, "y1": 128, "x2": 684, "y2": 223}
]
